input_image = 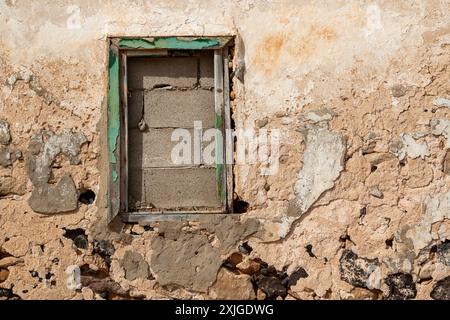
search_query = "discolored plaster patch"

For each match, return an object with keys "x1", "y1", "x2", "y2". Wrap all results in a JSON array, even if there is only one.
[
  {"x1": 26, "y1": 130, "x2": 86, "y2": 214},
  {"x1": 289, "y1": 125, "x2": 346, "y2": 217},
  {"x1": 149, "y1": 216, "x2": 259, "y2": 293}
]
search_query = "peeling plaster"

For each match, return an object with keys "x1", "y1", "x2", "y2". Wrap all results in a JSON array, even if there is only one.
[{"x1": 291, "y1": 125, "x2": 346, "y2": 215}]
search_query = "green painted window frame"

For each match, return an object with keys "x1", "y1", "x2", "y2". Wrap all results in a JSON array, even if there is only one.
[{"x1": 106, "y1": 36, "x2": 235, "y2": 223}]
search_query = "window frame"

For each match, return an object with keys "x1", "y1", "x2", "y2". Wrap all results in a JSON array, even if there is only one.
[{"x1": 106, "y1": 36, "x2": 235, "y2": 223}]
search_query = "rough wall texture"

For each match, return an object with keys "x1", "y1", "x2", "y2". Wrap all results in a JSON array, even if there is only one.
[{"x1": 0, "y1": 0, "x2": 450, "y2": 300}]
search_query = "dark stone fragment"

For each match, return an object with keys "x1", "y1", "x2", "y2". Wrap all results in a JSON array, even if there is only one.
[
  {"x1": 339, "y1": 249, "x2": 379, "y2": 289},
  {"x1": 430, "y1": 276, "x2": 450, "y2": 300},
  {"x1": 238, "y1": 242, "x2": 253, "y2": 255},
  {"x1": 74, "y1": 235, "x2": 88, "y2": 249},
  {"x1": 93, "y1": 240, "x2": 115, "y2": 267},
  {"x1": 0, "y1": 287, "x2": 13, "y2": 297},
  {"x1": 305, "y1": 244, "x2": 316, "y2": 258},
  {"x1": 100, "y1": 291, "x2": 109, "y2": 299},
  {"x1": 436, "y1": 240, "x2": 450, "y2": 266},
  {"x1": 384, "y1": 273, "x2": 416, "y2": 300},
  {"x1": 288, "y1": 267, "x2": 309, "y2": 287},
  {"x1": 63, "y1": 228, "x2": 88, "y2": 249},
  {"x1": 254, "y1": 275, "x2": 287, "y2": 299}
]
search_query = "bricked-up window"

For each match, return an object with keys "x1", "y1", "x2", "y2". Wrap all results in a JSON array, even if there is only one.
[{"x1": 107, "y1": 37, "x2": 234, "y2": 223}]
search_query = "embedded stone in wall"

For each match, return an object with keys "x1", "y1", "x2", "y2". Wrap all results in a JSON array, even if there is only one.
[
  {"x1": 122, "y1": 251, "x2": 150, "y2": 281},
  {"x1": 433, "y1": 97, "x2": 450, "y2": 108},
  {"x1": 437, "y1": 241, "x2": 450, "y2": 266},
  {"x1": 403, "y1": 191, "x2": 450, "y2": 255},
  {"x1": 27, "y1": 130, "x2": 86, "y2": 184},
  {"x1": 430, "y1": 119, "x2": 450, "y2": 148},
  {"x1": 0, "y1": 120, "x2": 11, "y2": 145},
  {"x1": 339, "y1": 250, "x2": 381, "y2": 290},
  {"x1": 304, "y1": 108, "x2": 335, "y2": 123},
  {"x1": 209, "y1": 268, "x2": 256, "y2": 300},
  {"x1": 390, "y1": 134, "x2": 429, "y2": 160},
  {"x1": 290, "y1": 126, "x2": 346, "y2": 215},
  {"x1": 0, "y1": 147, "x2": 11, "y2": 167},
  {"x1": 443, "y1": 150, "x2": 450, "y2": 175},
  {"x1": 28, "y1": 173, "x2": 78, "y2": 214},
  {"x1": 151, "y1": 232, "x2": 222, "y2": 293},
  {"x1": 384, "y1": 273, "x2": 416, "y2": 300},
  {"x1": 26, "y1": 130, "x2": 86, "y2": 214},
  {"x1": 430, "y1": 276, "x2": 450, "y2": 300}
]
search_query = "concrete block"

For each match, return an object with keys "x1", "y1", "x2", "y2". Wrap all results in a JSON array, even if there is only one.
[
  {"x1": 199, "y1": 51, "x2": 214, "y2": 88},
  {"x1": 144, "y1": 89, "x2": 215, "y2": 128},
  {"x1": 127, "y1": 90, "x2": 143, "y2": 129},
  {"x1": 128, "y1": 128, "x2": 216, "y2": 168},
  {"x1": 128, "y1": 167, "x2": 222, "y2": 210},
  {"x1": 127, "y1": 57, "x2": 198, "y2": 89}
]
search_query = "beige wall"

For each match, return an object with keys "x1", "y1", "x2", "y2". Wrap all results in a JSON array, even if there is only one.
[{"x1": 0, "y1": 0, "x2": 449, "y2": 300}]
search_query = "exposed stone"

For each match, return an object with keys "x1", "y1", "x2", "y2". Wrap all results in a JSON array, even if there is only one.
[
  {"x1": 340, "y1": 287, "x2": 379, "y2": 300},
  {"x1": 287, "y1": 267, "x2": 309, "y2": 287},
  {"x1": 433, "y1": 97, "x2": 450, "y2": 108},
  {"x1": 437, "y1": 241, "x2": 450, "y2": 266},
  {"x1": 122, "y1": 251, "x2": 150, "y2": 281},
  {"x1": 93, "y1": 240, "x2": 115, "y2": 267},
  {"x1": 0, "y1": 287, "x2": 19, "y2": 300},
  {"x1": 384, "y1": 273, "x2": 416, "y2": 300},
  {"x1": 236, "y1": 259, "x2": 261, "y2": 275},
  {"x1": 151, "y1": 232, "x2": 222, "y2": 293},
  {"x1": 209, "y1": 268, "x2": 256, "y2": 300},
  {"x1": 430, "y1": 276, "x2": 450, "y2": 300},
  {"x1": 391, "y1": 84, "x2": 407, "y2": 97},
  {"x1": 0, "y1": 268, "x2": 9, "y2": 283},
  {"x1": 254, "y1": 274, "x2": 286, "y2": 299},
  {"x1": 418, "y1": 262, "x2": 434, "y2": 281},
  {"x1": 290, "y1": 126, "x2": 346, "y2": 215},
  {"x1": 430, "y1": 119, "x2": 450, "y2": 148},
  {"x1": 26, "y1": 130, "x2": 86, "y2": 214},
  {"x1": 369, "y1": 186, "x2": 383, "y2": 198},
  {"x1": 402, "y1": 191, "x2": 450, "y2": 255},
  {"x1": 443, "y1": 150, "x2": 450, "y2": 175},
  {"x1": 238, "y1": 242, "x2": 253, "y2": 255},
  {"x1": 80, "y1": 276, "x2": 129, "y2": 298},
  {"x1": 0, "y1": 120, "x2": 11, "y2": 145},
  {"x1": 28, "y1": 173, "x2": 78, "y2": 214},
  {"x1": 390, "y1": 134, "x2": 429, "y2": 160},
  {"x1": 63, "y1": 228, "x2": 88, "y2": 249},
  {"x1": 81, "y1": 287, "x2": 95, "y2": 300},
  {"x1": 304, "y1": 109, "x2": 335, "y2": 123},
  {"x1": 339, "y1": 250, "x2": 381, "y2": 290},
  {"x1": 27, "y1": 130, "x2": 86, "y2": 184},
  {"x1": 0, "y1": 147, "x2": 11, "y2": 167}
]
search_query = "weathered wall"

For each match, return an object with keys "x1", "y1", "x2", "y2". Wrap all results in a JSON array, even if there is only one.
[{"x1": 1, "y1": 0, "x2": 450, "y2": 300}]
